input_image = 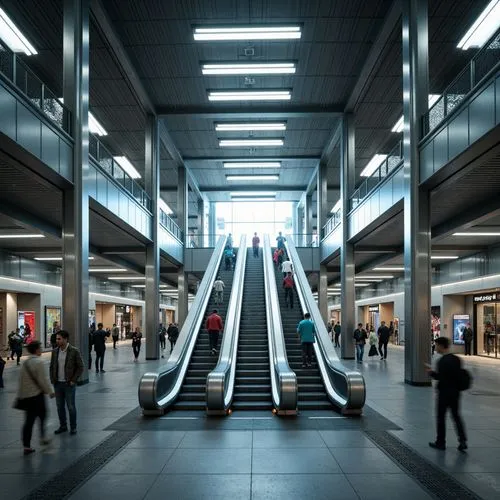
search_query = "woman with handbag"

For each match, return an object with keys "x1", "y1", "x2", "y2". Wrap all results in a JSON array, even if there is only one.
[
  {"x1": 15, "y1": 341, "x2": 54, "y2": 455},
  {"x1": 368, "y1": 329, "x2": 379, "y2": 359}
]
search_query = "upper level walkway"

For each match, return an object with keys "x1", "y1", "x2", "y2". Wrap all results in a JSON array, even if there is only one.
[{"x1": 1, "y1": 343, "x2": 500, "y2": 499}]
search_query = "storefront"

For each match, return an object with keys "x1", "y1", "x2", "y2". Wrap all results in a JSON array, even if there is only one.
[{"x1": 474, "y1": 292, "x2": 500, "y2": 358}]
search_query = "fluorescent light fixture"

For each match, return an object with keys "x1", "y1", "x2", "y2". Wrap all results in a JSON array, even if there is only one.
[
  {"x1": 34, "y1": 257, "x2": 63, "y2": 261},
  {"x1": 159, "y1": 198, "x2": 173, "y2": 215},
  {"x1": 392, "y1": 94, "x2": 442, "y2": 133},
  {"x1": 360, "y1": 154, "x2": 387, "y2": 177},
  {"x1": 373, "y1": 267, "x2": 405, "y2": 271},
  {"x1": 0, "y1": 7, "x2": 37, "y2": 55},
  {"x1": 453, "y1": 232, "x2": 500, "y2": 236},
  {"x1": 107, "y1": 276, "x2": 145, "y2": 281},
  {"x1": 431, "y1": 255, "x2": 459, "y2": 260},
  {"x1": 89, "y1": 112, "x2": 107, "y2": 136},
  {"x1": 89, "y1": 268, "x2": 127, "y2": 272},
  {"x1": 230, "y1": 191, "x2": 276, "y2": 197},
  {"x1": 355, "y1": 283, "x2": 370, "y2": 287},
  {"x1": 113, "y1": 156, "x2": 141, "y2": 179},
  {"x1": 208, "y1": 90, "x2": 291, "y2": 101},
  {"x1": 203, "y1": 63, "x2": 295, "y2": 75},
  {"x1": 226, "y1": 175, "x2": 279, "y2": 181},
  {"x1": 131, "y1": 285, "x2": 146, "y2": 288},
  {"x1": 219, "y1": 139, "x2": 284, "y2": 147},
  {"x1": 330, "y1": 199, "x2": 341, "y2": 213},
  {"x1": 356, "y1": 275, "x2": 394, "y2": 279},
  {"x1": 355, "y1": 279, "x2": 384, "y2": 283},
  {"x1": 223, "y1": 161, "x2": 281, "y2": 169},
  {"x1": 193, "y1": 26, "x2": 301, "y2": 41},
  {"x1": 457, "y1": 0, "x2": 500, "y2": 50},
  {"x1": 216, "y1": 123, "x2": 286, "y2": 131},
  {"x1": 0, "y1": 234, "x2": 44, "y2": 239}
]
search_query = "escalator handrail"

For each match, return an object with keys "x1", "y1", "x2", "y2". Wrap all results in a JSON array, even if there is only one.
[
  {"x1": 285, "y1": 237, "x2": 366, "y2": 414},
  {"x1": 206, "y1": 235, "x2": 247, "y2": 413},
  {"x1": 138, "y1": 235, "x2": 227, "y2": 414},
  {"x1": 264, "y1": 234, "x2": 298, "y2": 413}
]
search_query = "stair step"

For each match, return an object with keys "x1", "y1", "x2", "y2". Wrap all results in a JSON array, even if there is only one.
[{"x1": 231, "y1": 401, "x2": 273, "y2": 411}]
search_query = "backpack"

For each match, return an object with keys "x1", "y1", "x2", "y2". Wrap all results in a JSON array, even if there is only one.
[{"x1": 458, "y1": 368, "x2": 472, "y2": 391}]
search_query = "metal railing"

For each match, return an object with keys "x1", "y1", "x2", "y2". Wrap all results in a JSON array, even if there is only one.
[
  {"x1": 286, "y1": 236, "x2": 366, "y2": 414},
  {"x1": 322, "y1": 208, "x2": 342, "y2": 239},
  {"x1": 350, "y1": 141, "x2": 403, "y2": 212},
  {"x1": 423, "y1": 28, "x2": 500, "y2": 137},
  {"x1": 159, "y1": 209, "x2": 183, "y2": 242},
  {"x1": 206, "y1": 235, "x2": 247, "y2": 414},
  {"x1": 263, "y1": 234, "x2": 298, "y2": 414},
  {"x1": 138, "y1": 236, "x2": 227, "y2": 415},
  {"x1": 0, "y1": 40, "x2": 71, "y2": 134}
]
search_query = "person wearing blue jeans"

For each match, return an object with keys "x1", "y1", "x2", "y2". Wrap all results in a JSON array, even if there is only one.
[
  {"x1": 54, "y1": 382, "x2": 76, "y2": 432},
  {"x1": 353, "y1": 323, "x2": 368, "y2": 363}
]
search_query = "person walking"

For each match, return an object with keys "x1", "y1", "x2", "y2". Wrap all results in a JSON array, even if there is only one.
[
  {"x1": 206, "y1": 309, "x2": 223, "y2": 355},
  {"x1": 252, "y1": 232, "x2": 260, "y2": 257},
  {"x1": 377, "y1": 321, "x2": 391, "y2": 361},
  {"x1": 50, "y1": 330, "x2": 84, "y2": 436},
  {"x1": 368, "y1": 329, "x2": 379, "y2": 358},
  {"x1": 132, "y1": 327, "x2": 142, "y2": 362},
  {"x1": 88, "y1": 323, "x2": 95, "y2": 370},
  {"x1": 333, "y1": 321, "x2": 341, "y2": 347},
  {"x1": 167, "y1": 322, "x2": 179, "y2": 354},
  {"x1": 283, "y1": 272, "x2": 295, "y2": 309},
  {"x1": 276, "y1": 231, "x2": 286, "y2": 251},
  {"x1": 353, "y1": 323, "x2": 368, "y2": 363},
  {"x1": 0, "y1": 353, "x2": 5, "y2": 389},
  {"x1": 92, "y1": 323, "x2": 109, "y2": 373},
  {"x1": 297, "y1": 312, "x2": 316, "y2": 368},
  {"x1": 159, "y1": 324, "x2": 167, "y2": 358},
  {"x1": 213, "y1": 276, "x2": 225, "y2": 305},
  {"x1": 50, "y1": 321, "x2": 60, "y2": 350},
  {"x1": 224, "y1": 246, "x2": 234, "y2": 271},
  {"x1": 281, "y1": 257, "x2": 293, "y2": 278},
  {"x1": 9, "y1": 329, "x2": 23, "y2": 365},
  {"x1": 17, "y1": 341, "x2": 54, "y2": 455},
  {"x1": 426, "y1": 337, "x2": 468, "y2": 451},
  {"x1": 111, "y1": 323, "x2": 120, "y2": 349},
  {"x1": 463, "y1": 323, "x2": 473, "y2": 356}
]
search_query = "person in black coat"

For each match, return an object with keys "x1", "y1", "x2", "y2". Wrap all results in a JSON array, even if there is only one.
[
  {"x1": 377, "y1": 321, "x2": 391, "y2": 360},
  {"x1": 92, "y1": 323, "x2": 109, "y2": 373},
  {"x1": 426, "y1": 337, "x2": 467, "y2": 451}
]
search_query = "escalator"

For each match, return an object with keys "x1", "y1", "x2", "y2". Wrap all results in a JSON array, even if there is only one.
[
  {"x1": 171, "y1": 264, "x2": 234, "y2": 411},
  {"x1": 273, "y1": 256, "x2": 331, "y2": 410},
  {"x1": 233, "y1": 248, "x2": 273, "y2": 410}
]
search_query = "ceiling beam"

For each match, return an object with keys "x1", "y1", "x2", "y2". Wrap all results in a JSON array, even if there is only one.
[
  {"x1": 183, "y1": 155, "x2": 320, "y2": 162},
  {"x1": 355, "y1": 246, "x2": 401, "y2": 254},
  {"x1": 0, "y1": 247, "x2": 62, "y2": 255},
  {"x1": 0, "y1": 202, "x2": 61, "y2": 239},
  {"x1": 320, "y1": 120, "x2": 342, "y2": 166},
  {"x1": 99, "y1": 247, "x2": 145, "y2": 255},
  {"x1": 305, "y1": 165, "x2": 319, "y2": 196},
  {"x1": 345, "y1": 0, "x2": 401, "y2": 112}
]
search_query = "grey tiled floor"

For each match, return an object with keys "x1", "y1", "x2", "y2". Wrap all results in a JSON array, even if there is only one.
[{"x1": 2, "y1": 344, "x2": 500, "y2": 499}]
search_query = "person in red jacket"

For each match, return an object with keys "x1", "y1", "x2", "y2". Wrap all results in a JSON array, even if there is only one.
[{"x1": 206, "y1": 309, "x2": 223, "y2": 355}]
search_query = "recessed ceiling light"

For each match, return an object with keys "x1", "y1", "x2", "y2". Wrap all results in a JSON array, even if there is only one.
[
  {"x1": 356, "y1": 275, "x2": 394, "y2": 279},
  {"x1": 226, "y1": 175, "x2": 279, "y2": 181},
  {"x1": 193, "y1": 25, "x2": 302, "y2": 41},
  {"x1": 373, "y1": 267, "x2": 405, "y2": 271},
  {"x1": 159, "y1": 199, "x2": 173, "y2": 215},
  {"x1": 219, "y1": 139, "x2": 284, "y2": 147},
  {"x1": 392, "y1": 94, "x2": 442, "y2": 133},
  {"x1": 113, "y1": 156, "x2": 141, "y2": 179},
  {"x1": 89, "y1": 112, "x2": 107, "y2": 136},
  {"x1": 355, "y1": 283, "x2": 370, "y2": 287},
  {"x1": 431, "y1": 255, "x2": 459, "y2": 260},
  {"x1": 89, "y1": 268, "x2": 127, "y2": 272},
  {"x1": 0, "y1": 234, "x2": 44, "y2": 239},
  {"x1": 216, "y1": 123, "x2": 286, "y2": 132},
  {"x1": 223, "y1": 161, "x2": 281, "y2": 169},
  {"x1": 131, "y1": 285, "x2": 146, "y2": 288},
  {"x1": 107, "y1": 276, "x2": 145, "y2": 281},
  {"x1": 360, "y1": 154, "x2": 388, "y2": 177},
  {"x1": 355, "y1": 279, "x2": 384, "y2": 282},
  {"x1": 330, "y1": 200, "x2": 341, "y2": 213},
  {"x1": 457, "y1": 0, "x2": 500, "y2": 50},
  {"x1": 0, "y1": 7, "x2": 37, "y2": 55},
  {"x1": 208, "y1": 90, "x2": 291, "y2": 101},
  {"x1": 202, "y1": 63, "x2": 296, "y2": 75},
  {"x1": 453, "y1": 232, "x2": 500, "y2": 236}
]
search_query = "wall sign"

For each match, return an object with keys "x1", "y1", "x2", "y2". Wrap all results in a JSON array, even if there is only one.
[
  {"x1": 369, "y1": 306, "x2": 379, "y2": 313},
  {"x1": 473, "y1": 293, "x2": 497, "y2": 303}
]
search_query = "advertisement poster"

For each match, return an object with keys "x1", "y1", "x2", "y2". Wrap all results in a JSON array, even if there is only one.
[
  {"x1": 453, "y1": 314, "x2": 470, "y2": 345},
  {"x1": 45, "y1": 307, "x2": 61, "y2": 348},
  {"x1": 18, "y1": 311, "x2": 36, "y2": 339},
  {"x1": 431, "y1": 306, "x2": 441, "y2": 337}
]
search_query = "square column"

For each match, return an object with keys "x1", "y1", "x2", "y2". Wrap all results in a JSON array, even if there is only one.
[
  {"x1": 305, "y1": 194, "x2": 313, "y2": 246},
  {"x1": 340, "y1": 114, "x2": 355, "y2": 360},
  {"x1": 62, "y1": 0, "x2": 90, "y2": 382},
  {"x1": 208, "y1": 201, "x2": 216, "y2": 247},
  {"x1": 402, "y1": 0, "x2": 431, "y2": 385},
  {"x1": 145, "y1": 115, "x2": 160, "y2": 360},
  {"x1": 317, "y1": 163, "x2": 329, "y2": 321},
  {"x1": 177, "y1": 165, "x2": 189, "y2": 327},
  {"x1": 197, "y1": 198, "x2": 204, "y2": 247}
]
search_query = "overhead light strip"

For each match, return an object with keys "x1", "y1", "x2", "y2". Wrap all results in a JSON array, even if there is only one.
[
  {"x1": 360, "y1": 154, "x2": 387, "y2": 177},
  {"x1": 457, "y1": 0, "x2": 500, "y2": 50},
  {"x1": 202, "y1": 62, "x2": 296, "y2": 75},
  {"x1": 219, "y1": 139, "x2": 284, "y2": 147},
  {"x1": 0, "y1": 7, "x2": 37, "y2": 55},
  {"x1": 223, "y1": 161, "x2": 281, "y2": 169},
  {"x1": 392, "y1": 94, "x2": 442, "y2": 133},
  {"x1": 226, "y1": 175, "x2": 279, "y2": 181},
  {"x1": 454, "y1": 232, "x2": 500, "y2": 236},
  {"x1": 193, "y1": 25, "x2": 302, "y2": 41},
  {"x1": 0, "y1": 234, "x2": 45, "y2": 239},
  {"x1": 113, "y1": 156, "x2": 141, "y2": 179},
  {"x1": 216, "y1": 123, "x2": 286, "y2": 131},
  {"x1": 208, "y1": 90, "x2": 291, "y2": 101}
]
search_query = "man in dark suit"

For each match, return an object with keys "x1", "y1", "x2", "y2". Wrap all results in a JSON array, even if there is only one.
[
  {"x1": 92, "y1": 323, "x2": 109, "y2": 373},
  {"x1": 426, "y1": 337, "x2": 467, "y2": 451}
]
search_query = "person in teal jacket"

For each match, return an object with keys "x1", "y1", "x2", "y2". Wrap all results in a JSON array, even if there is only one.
[{"x1": 297, "y1": 313, "x2": 316, "y2": 368}]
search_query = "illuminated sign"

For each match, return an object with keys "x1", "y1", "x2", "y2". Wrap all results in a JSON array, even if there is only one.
[{"x1": 473, "y1": 293, "x2": 497, "y2": 303}]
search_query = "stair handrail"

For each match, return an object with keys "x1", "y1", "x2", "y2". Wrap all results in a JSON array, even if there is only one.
[
  {"x1": 138, "y1": 235, "x2": 227, "y2": 415},
  {"x1": 206, "y1": 235, "x2": 247, "y2": 414},
  {"x1": 263, "y1": 235, "x2": 298, "y2": 414},
  {"x1": 285, "y1": 237, "x2": 366, "y2": 414}
]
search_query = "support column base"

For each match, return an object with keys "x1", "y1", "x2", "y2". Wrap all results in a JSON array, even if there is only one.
[{"x1": 404, "y1": 379, "x2": 431, "y2": 387}]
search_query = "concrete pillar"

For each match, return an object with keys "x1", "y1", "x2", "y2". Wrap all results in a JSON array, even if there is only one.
[
  {"x1": 305, "y1": 194, "x2": 313, "y2": 246},
  {"x1": 197, "y1": 198, "x2": 204, "y2": 247},
  {"x1": 177, "y1": 165, "x2": 189, "y2": 327},
  {"x1": 209, "y1": 201, "x2": 216, "y2": 246},
  {"x1": 402, "y1": 0, "x2": 431, "y2": 385},
  {"x1": 340, "y1": 114, "x2": 355, "y2": 360},
  {"x1": 317, "y1": 162, "x2": 328, "y2": 240},
  {"x1": 318, "y1": 265, "x2": 329, "y2": 325},
  {"x1": 62, "y1": 0, "x2": 90, "y2": 382}
]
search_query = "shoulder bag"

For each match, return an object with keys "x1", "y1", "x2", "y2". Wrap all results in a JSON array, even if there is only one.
[{"x1": 12, "y1": 359, "x2": 43, "y2": 410}]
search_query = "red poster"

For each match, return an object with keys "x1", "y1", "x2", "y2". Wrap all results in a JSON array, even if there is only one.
[{"x1": 19, "y1": 311, "x2": 36, "y2": 341}]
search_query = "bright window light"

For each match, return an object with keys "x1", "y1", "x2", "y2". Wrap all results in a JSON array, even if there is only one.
[
  {"x1": 431, "y1": 255, "x2": 459, "y2": 260},
  {"x1": 373, "y1": 267, "x2": 404, "y2": 271},
  {"x1": 457, "y1": 0, "x2": 500, "y2": 50},
  {"x1": 219, "y1": 139, "x2": 284, "y2": 147},
  {"x1": 89, "y1": 112, "x2": 107, "y2": 136},
  {"x1": 360, "y1": 154, "x2": 387, "y2": 177},
  {"x1": 159, "y1": 199, "x2": 173, "y2": 215},
  {"x1": 0, "y1": 7, "x2": 37, "y2": 55},
  {"x1": 453, "y1": 232, "x2": 500, "y2": 236},
  {"x1": 34, "y1": 257, "x2": 63, "y2": 261},
  {"x1": 193, "y1": 26, "x2": 301, "y2": 41},
  {"x1": 230, "y1": 197, "x2": 276, "y2": 202},
  {"x1": 226, "y1": 175, "x2": 279, "y2": 181},
  {"x1": 208, "y1": 90, "x2": 291, "y2": 102},
  {"x1": 330, "y1": 199, "x2": 341, "y2": 213},
  {"x1": 89, "y1": 268, "x2": 127, "y2": 272},
  {"x1": 0, "y1": 234, "x2": 44, "y2": 239},
  {"x1": 107, "y1": 276, "x2": 145, "y2": 281},
  {"x1": 223, "y1": 161, "x2": 281, "y2": 169},
  {"x1": 113, "y1": 156, "x2": 141, "y2": 179},
  {"x1": 392, "y1": 94, "x2": 442, "y2": 133},
  {"x1": 202, "y1": 63, "x2": 296, "y2": 75},
  {"x1": 230, "y1": 191, "x2": 276, "y2": 197},
  {"x1": 216, "y1": 123, "x2": 286, "y2": 132}
]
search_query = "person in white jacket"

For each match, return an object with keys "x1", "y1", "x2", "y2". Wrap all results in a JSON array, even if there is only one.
[
  {"x1": 213, "y1": 277, "x2": 225, "y2": 305},
  {"x1": 17, "y1": 341, "x2": 54, "y2": 455}
]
